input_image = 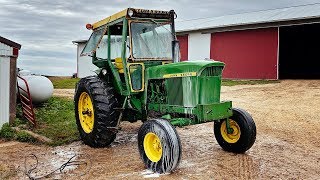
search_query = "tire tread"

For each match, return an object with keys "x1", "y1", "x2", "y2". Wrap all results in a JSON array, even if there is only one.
[{"x1": 75, "y1": 76, "x2": 119, "y2": 148}]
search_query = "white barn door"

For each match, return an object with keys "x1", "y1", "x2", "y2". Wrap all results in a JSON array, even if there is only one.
[{"x1": 188, "y1": 32, "x2": 211, "y2": 60}]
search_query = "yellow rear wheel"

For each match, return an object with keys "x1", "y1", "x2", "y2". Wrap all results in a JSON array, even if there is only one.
[
  {"x1": 78, "y1": 92, "x2": 94, "y2": 133},
  {"x1": 75, "y1": 76, "x2": 119, "y2": 147}
]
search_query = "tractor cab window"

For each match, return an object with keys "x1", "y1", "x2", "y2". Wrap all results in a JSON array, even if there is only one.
[
  {"x1": 131, "y1": 22, "x2": 173, "y2": 59},
  {"x1": 96, "y1": 35, "x2": 126, "y2": 60},
  {"x1": 104, "y1": 23, "x2": 130, "y2": 60},
  {"x1": 96, "y1": 36, "x2": 108, "y2": 59},
  {"x1": 109, "y1": 35, "x2": 130, "y2": 59},
  {"x1": 83, "y1": 23, "x2": 130, "y2": 60},
  {"x1": 81, "y1": 25, "x2": 107, "y2": 56}
]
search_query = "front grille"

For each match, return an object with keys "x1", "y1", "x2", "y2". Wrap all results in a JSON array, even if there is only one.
[
  {"x1": 147, "y1": 79, "x2": 167, "y2": 104},
  {"x1": 166, "y1": 78, "x2": 183, "y2": 105},
  {"x1": 200, "y1": 66, "x2": 223, "y2": 77}
]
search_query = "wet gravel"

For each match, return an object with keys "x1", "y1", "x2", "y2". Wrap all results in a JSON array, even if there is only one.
[{"x1": 1, "y1": 80, "x2": 320, "y2": 179}]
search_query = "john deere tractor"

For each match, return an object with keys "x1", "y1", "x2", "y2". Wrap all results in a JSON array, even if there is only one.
[{"x1": 75, "y1": 8, "x2": 256, "y2": 173}]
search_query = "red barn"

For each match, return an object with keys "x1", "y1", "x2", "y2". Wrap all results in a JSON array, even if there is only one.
[{"x1": 176, "y1": 4, "x2": 320, "y2": 79}]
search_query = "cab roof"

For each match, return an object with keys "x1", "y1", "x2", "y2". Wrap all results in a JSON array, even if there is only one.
[{"x1": 92, "y1": 8, "x2": 173, "y2": 29}]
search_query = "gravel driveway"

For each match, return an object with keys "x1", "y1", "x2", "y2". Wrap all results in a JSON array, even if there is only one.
[{"x1": 1, "y1": 80, "x2": 320, "y2": 179}]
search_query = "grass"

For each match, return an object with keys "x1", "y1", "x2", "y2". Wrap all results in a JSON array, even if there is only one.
[
  {"x1": 33, "y1": 97, "x2": 79, "y2": 146},
  {"x1": 0, "y1": 123, "x2": 15, "y2": 139},
  {"x1": 0, "y1": 97, "x2": 79, "y2": 146},
  {"x1": 222, "y1": 79, "x2": 280, "y2": 86},
  {"x1": 0, "y1": 123, "x2": 37, "y2": 143},
  {"x1": 48, "y1": 76, "x2": 79, "y2": 89}
]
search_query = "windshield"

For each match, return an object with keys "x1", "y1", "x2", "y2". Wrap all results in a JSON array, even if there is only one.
[
  {"x1": 96, "y1": 35, "x2": 130, "y2": 59},
  {"x1": 81, "y1": 25, "x2": 107, "y2": 56},
  {"x1": 131, "y1": 22, "x2": 173, "y2": 59}
]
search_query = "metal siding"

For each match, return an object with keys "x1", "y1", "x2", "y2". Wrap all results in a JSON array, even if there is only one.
[
  {"x1": 188, "y1": 32, "x2": 211, "y2": 60},
  {"x1": 0, "y1": 57, "x2": 10, "y2": 127},
  {"x1": 77, "y1": 43, "x2": 97, "y2": 78},
  {"x1": 176, "y1": 4, "x2": 320, "y2": 33},
  {"x1": 210, "y1": 28, "x2": 278, "y2": 79},
  {"x1": 0, "y1": 42, "x2": 13, "y2": 56},
  {"x1": 177, "y1": 35, "x2": 188, "y2": 61}
]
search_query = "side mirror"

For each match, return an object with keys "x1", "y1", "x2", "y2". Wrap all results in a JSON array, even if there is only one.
[
  {"x1": 172, "y1": 40, "x2": 180, "y2": 63},
  {"x1": 128, "y1": 63, "x2": 145, "y2": 92}
]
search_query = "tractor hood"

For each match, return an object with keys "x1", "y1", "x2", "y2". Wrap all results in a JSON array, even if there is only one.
[{"x1": 146, "y1": 60, "x2": 225, "y2": 79}]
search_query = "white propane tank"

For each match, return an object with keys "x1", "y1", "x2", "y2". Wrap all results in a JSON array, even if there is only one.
[
  {"x1": 18, "y1": 69, "x2": 32, "y2": 76},
  {"x1": 18, "y1": 75, "x2": 54, "y2": 103}
]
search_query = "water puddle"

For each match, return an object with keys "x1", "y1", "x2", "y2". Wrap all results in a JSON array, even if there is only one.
[
  {"x1": 23, "y1": 142, "x2": 91, "y2": 179},
  {"x1": 141, "y1": 169, "x2": 160, "y2": 178}
]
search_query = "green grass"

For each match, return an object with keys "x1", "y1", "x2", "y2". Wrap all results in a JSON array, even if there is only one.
[
  {"x1": 48, "y1": 77, "x2": 79, "y2": 89},
  {"x1": 222, "y1": 79, "x2": 280, "y2": 86},
  {"x1": 0, "y1": 97, "x2": 79, "y2": 146},
  {"x1": 34, "y1": 97, "x2": 79, "y2": 146},
  {"x1": 0, "y1": 123, "x2": 37, "y2": 143},
  {"x1": 0, "y1": 123, "x2": 15, "y2": 139}
]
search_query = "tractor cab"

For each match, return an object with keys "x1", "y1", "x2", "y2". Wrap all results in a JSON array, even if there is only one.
[{"x1": 81, "y1": 8, "x2": 179, "y2": 95}]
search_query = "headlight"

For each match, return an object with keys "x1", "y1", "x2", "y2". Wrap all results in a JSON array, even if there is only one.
[
  {"x1": 101, "y1": 69, "x2": 107, "y2": 75},
  {"x1": 128, "y1": 9, "x2": 134, "y2": 17}
]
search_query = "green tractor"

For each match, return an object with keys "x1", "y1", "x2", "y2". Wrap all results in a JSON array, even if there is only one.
[{"x1": 74, "y1": 8, "x2": 256, "y2": 173}]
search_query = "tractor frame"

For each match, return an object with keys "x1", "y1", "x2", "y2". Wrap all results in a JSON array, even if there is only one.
[{"x1": 74, "y1": 8, "x2": 256, "y2": 174}]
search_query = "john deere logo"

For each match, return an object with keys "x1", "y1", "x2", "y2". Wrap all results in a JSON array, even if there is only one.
[{"x1": 163, "y1": 72, "x2": 197, "y2": 78}]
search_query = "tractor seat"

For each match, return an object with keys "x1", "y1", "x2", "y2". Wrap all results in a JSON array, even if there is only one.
[{"x1": 114, "y1": 57, "x2": 124, "y2": 73}]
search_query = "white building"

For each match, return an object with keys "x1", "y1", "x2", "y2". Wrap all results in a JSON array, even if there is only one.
[
  {"x1": 72, "y1": 40, "x2": 97, "y2": 78},
  {"x1": 0, "y1": 36, "x2": 21, "y2": 127}
]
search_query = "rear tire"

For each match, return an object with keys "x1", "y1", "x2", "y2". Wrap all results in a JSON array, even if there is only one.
[
  {"x1": 138, "y1": 119, "x2": 182, "y2": 173},
  {"x1": 74, "y1": 76, "x2": 119, "y2": 147},
  {"x1": 214, "y1": 108, "x2": 256, "y2": 153}
]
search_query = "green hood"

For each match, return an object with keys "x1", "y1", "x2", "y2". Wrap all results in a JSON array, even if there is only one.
[{"x1": 146, "y1": 60, "x2": 225, "y2": 79}]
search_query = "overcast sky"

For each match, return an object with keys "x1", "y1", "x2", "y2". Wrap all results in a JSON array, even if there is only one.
[{"x1": 1, "y1": 0, "x2": 319, "y2": 76}]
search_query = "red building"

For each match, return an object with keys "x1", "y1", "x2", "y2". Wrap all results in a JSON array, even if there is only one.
[{"x1": 176, "y1": 4, "x2": 320, "y2": 79}]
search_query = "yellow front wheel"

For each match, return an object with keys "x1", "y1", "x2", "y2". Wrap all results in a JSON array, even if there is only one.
[
  {"x1": 144, "y1": 132, "x2": 162, "y2": 162},
  {"x1": 214, "y1": 108, "x2": 256, "y2": 153},
  {"x1": 220, "y1": 119, "x2": 241, "y2": 143},
  {"x1": 138, "y1": 119, "x2": 181, "y2": 174}
]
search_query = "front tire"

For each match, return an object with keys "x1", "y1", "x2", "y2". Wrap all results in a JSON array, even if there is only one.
[
  {"x1": 138, "y1": 119, "x2": 182, "y2": 173},
  {"x1": 74, "y1": 76, "x2": 119, "y2": 147},
  {"x1": 214, "y1": 108, "x2": 256, "y2": 153}
]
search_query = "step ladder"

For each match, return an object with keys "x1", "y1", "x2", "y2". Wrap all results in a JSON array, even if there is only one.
[{"x1": 17, "y1": 75, "x2": 36, "y2": 126}]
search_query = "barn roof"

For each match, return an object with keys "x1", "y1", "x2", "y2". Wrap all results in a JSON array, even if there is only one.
[
  {"x1": 72, "y1": 39, "x2": 88, "y2": 44},
  {"x1": 176, "y1": 3, "x2": 320, "y2": 33},
  {"x1": 0, "y1": 36, "x2": 21, "y2": 49}
]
